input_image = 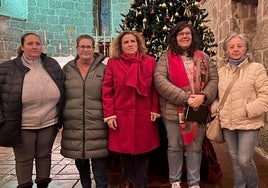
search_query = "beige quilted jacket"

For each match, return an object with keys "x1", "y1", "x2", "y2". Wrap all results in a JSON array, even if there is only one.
[{"x1": 217, "y1": 58, "x2": 268, "y2": 130}]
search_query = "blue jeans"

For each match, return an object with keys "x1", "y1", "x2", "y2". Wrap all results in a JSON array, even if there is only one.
[
  {"x1": 75, "y1": 157, "x2": 108, "y2": 188},
  {"x1": 223, "y1": 129, "x2": 259, "y2": 188},
  {"x1": 162, "y1": 118, "x2": 205, "y2": 187}
]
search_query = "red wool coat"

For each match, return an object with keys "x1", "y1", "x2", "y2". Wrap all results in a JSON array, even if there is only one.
[{"x1": 102, "y1": 55, "x2": 160, "y2": 155}]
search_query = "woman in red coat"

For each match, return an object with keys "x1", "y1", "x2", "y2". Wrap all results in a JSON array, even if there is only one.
[{"x1": 102, "y1": 30, "x2": 160, "y2": 188}]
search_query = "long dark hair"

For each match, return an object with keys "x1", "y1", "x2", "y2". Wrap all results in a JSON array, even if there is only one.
[{"x1": 167, "y1": 21, "x2": 199, "y2": 57}]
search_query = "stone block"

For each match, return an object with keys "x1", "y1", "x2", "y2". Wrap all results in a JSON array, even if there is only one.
[{"x1": 244, "y1": 19, "x2": 256, "y2": 34}]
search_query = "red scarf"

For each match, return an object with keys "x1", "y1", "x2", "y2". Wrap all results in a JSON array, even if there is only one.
[
  {"x1": 168, "y1": 50, "x2": 209, "y2": 145},
  {"x1": 168, "y1": 50, "x2": 208, "y2": 93},
  {"x1": 121, "y1": 52, "x2": 150, "y2": 96}
]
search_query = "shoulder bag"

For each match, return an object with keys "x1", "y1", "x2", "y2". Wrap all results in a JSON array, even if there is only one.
[{"x1": 206, "y1": 68, "x2": 240, "y2": 143}]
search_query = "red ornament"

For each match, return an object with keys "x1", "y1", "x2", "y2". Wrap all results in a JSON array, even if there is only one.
[
  {"x1": 151, "y1": 33, "x2": 156, "y2": 39},
  {"x1": 211, "y1": 37, "x2": 215, "y2": 43},
  {"x1": 150, "y1": 9, "x2": 155, "y2": 15},
  {"x1": 166, "y1": 15, "x2": 170, "y2": 21}
]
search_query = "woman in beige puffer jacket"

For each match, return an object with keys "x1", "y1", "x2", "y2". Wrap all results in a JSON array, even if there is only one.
[{"x1": 216, "y1": 32, "x2": 268, "y2": 188}]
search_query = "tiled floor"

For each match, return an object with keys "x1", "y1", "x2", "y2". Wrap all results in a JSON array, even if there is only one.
[{"x1": 0, "y1": 130, "x2": 267, "y2": 188}]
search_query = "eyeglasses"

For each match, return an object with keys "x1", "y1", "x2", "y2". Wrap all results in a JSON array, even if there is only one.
[
  {"x1": 78, "y1": 45, "x2": 94, "y2": 50},
  {"x1": 177, "y1": 32, "x2": 191, "y2": 37}
]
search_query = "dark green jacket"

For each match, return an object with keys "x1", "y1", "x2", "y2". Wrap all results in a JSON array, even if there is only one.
[{"x1": 61, "y1": 53, "x2": 108, "y2": 159}]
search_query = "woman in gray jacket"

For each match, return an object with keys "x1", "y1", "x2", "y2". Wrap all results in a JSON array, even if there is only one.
[
  {"x1": 154, "y1": 21, "x2": 218, "y2": 188},
  {"x1": 61, "y1": 34, "x2": 109, "y2": 188}
]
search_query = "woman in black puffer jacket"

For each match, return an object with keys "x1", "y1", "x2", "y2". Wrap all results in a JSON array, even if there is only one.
[{"x1": 0, "y1": 33, "x2": 64, "y2": 188}]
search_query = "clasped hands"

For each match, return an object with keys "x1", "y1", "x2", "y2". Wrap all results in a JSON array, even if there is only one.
[{"x1": 187, "y1": 94, "x2": 206, "y2": 111}]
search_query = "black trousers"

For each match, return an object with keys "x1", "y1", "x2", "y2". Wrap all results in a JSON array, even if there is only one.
[
  {"x1": 120, "y1": 153, "x2": 149, "y2": 188},
  {"x1": 75, "y1": 157, "x2": 108, "y2": 188}
]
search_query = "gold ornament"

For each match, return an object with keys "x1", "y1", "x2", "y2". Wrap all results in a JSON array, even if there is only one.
[
  {"x1": 146, "y1": 40, "x2": 151, "y2": 46},
  {"x1": 163, "y1": 25, "x2": 168, "y2": 31},
  {"x1": 200, "y1": 23, "x2": 205, "y2": 28},
  {"x1": 175, "y1": 12, "x2": 179, "y2": 17},
  {"x1": 161, "y1": 2, "x2": 167, "y2": 9}
]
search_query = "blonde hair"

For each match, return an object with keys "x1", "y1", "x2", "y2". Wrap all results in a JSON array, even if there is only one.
[{"x1": 110, "y1": 30, "x2": 147, "y2": 58}]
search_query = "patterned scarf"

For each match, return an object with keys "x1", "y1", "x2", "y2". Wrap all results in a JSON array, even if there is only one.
[{"x1": 168, "y1": 50, "x2": 209, "y2": 145}]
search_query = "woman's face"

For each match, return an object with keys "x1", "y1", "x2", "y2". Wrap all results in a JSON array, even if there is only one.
[
  {"x1": 227, "y1": 36, "x2": 246, "y2": 59},
  {"x1": 121, "y1": 34, "x2": 138, "y2": 56},
  {"x1": 21, "y1": 34, "x2": 42, "y2": 60},
  {"x1": 77, "y1": 38, "x2": 95, "y2": 61},
  {"x1": 176, "y1": 27, "x2": 192, "y2": 50}
]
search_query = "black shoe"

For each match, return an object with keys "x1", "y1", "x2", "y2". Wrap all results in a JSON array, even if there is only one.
[
  {"x1": 36, "y1": 178, "x2": 51, "y2": 188},
  {"x1": 17, "y1": 182, "x2": 33, "y2": 188}
]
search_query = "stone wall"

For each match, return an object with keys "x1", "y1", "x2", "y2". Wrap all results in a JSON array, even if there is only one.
[
  {"x1": 253, "y1": 0, "x2": 268, "y2": 71},
  {"x1": 0, "y1": 0, "x2": 96, "y2": 62},
  {"x1": 0, "y1": 0, "x2": 134, "y2": 63},
  {"x1": 0, "y1": 15, "x2": 26, "y2": 62},
  {"x1": 110, "y1": 0, "x2": 131, "y2": 35}
]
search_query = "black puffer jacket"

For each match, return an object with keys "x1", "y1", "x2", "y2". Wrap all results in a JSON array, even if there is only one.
[{"x1": 0, "y1": 53, "x2": 64, "y2": 147}]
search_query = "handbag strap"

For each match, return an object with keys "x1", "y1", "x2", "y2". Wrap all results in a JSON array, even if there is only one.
[{"x1": 218, "y1": 68, "x2": 240, "y2": 109}]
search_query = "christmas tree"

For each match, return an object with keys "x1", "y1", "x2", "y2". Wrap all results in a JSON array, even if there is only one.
[{"x1": 120, "y1": 0, "x2": 217, "y2": 61}]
